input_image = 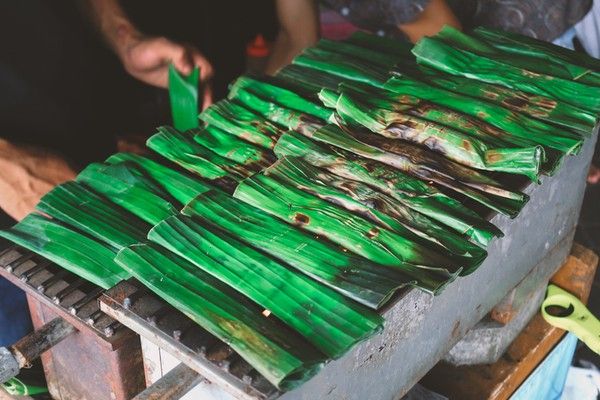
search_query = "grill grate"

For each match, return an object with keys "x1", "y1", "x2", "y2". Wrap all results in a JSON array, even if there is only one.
[
  {"x1": 0, "y1": 244, "x2": 125, "y2": 341},
  {"x1": 100, "y1": 280, "x2": 281, "y2": 400}
]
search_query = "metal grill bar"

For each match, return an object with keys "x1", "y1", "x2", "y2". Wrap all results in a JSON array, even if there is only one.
[
  {"x1": 100, "y1": 280, "x2": 281, "y2": 400},
  {"x1": 0, "y1": 245, "x2": 126, "y2": 346}
]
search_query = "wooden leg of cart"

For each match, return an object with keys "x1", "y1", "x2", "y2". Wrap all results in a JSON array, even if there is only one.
[{"x1": 421, "y1": 244, "x2": 598, "y2": 400}]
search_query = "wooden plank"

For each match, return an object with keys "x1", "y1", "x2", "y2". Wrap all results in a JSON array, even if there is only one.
[{"x1": 421, "y1": 244, "x2": 598, "y2": 400}]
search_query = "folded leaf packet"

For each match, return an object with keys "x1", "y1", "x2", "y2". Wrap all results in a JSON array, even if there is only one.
[
  {"x1": 0, "y1": 214, "x2": 127, "y2": 288},
  {"x1": 115, "y1": 243, "x2": 325, "y2": 390}
]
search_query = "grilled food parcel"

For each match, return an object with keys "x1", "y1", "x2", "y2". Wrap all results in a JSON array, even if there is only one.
[{"x1": 2, "y1": 27, "x2": 599, "y2": 390}]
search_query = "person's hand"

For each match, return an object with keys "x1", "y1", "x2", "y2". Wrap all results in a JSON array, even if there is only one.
[
  {"x1": 0, "y1": 140, "x2": 77, "y2": 221},
  {"x1": 588, "y1": 163, "x2": 600, "y2": 184},
  {"x1": 84, "y1": 0, "x2": 214, "y2": 106},
  {"x1": 119, "y1": 35, "x2": 214, "y2": 91}
]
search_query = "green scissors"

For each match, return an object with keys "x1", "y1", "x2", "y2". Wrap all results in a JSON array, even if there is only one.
[
  {"x1": 2, "y1": 377, "x2": 48, "y2": 396},
  {"x1": 542, "y1": 284, "x2": 600, "y2": 355}
]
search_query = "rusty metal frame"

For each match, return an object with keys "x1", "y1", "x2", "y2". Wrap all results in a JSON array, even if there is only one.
[{"x1": 100, "y1": 280, "x2": 279, "y2": 400}]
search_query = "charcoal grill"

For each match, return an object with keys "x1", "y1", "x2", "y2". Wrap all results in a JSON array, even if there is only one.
[
  {"x1": 0, "y1": 129, "x2": 596, "y2": 400},
  {"x1": 98, "y1": 129, "x2": 599, "y2": 400}
]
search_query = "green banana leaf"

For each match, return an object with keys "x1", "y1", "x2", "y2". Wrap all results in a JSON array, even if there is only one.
[
  {"x1": 344, "y1": 31, "x2": 412, "y2": 58},
  {"x1": 319, "y1": 88, "x2": 340, "y2": 109},
  {"x1": 229, "y1": 76, "x2": 333, "y2": 121},
  {"x1": 227, "y1": 86, "x2": 326, "y2": 135},
  {"x1": 315, "y1": 39, "x2": 400, "y2": 69},
  {"x1": 330, "y1": 84, "x2": 544, "y2": 180},
  {"x1": 417, "y1": 69, "x2": 597, "y2": 134},
  {"x1": 148, "y1": 215, "x2": 384, "y2": 358},
  {"x1": 183, "y1": 190, "x2": 454, "y2": 306},
  {"x1": 147, "y1": 126, "x2": 253, "y2": 180},
  {"x1": 435, "y1": 27, "x2": 600, "y2": 87},
  {"x1": 472, "y1": 27, "x2": 600, "y2": 86},
  {"x1": 302, "y1": 124, "x2": 528, "y2": 217},
  {"x1": 192, "y1": 125, "x2": 275, "y2": 167},
  {"x1": 275, "y1": 64, "x2": 347, "y2": 98},
  {"x1": 77, "y1": 162, "x2": 179, "y2": 225},
  {"x1": 199, "y1": 101, "x2": 283, "y2": 149},
  {"x1": 266, "y1": 157, "x2": 487, "y2": 268},
  {"x1": 0, "y1": 214, "x2": 127, "y2": 289},
  {"x1": 413, "y1": 29, "x2": 600, "y2": 113},
  {"x1": 338, "y1": 81, "x2": 548, "y2": 146},
  {"x1": 115, "y1": 243, "x2": 325, "y2": 390},
  {"x1": 316, "y1": 36, "x2": 420, "y2": 77},
  {"x1": 273, "y1": 130, "x2": 502, "y2": 247},
  {"x1": 105, "y1": 153, "x2": 213, "y2": 205},
  {"x1": 36, "y1": 181, "x2": 150, "y2": 250},
  {"x1": 169, "y1": 65, "x2": 199, "y2": 131},
  {"x1": 234, "y1": 169, "x2": 463, "y2": 275},
  {"x1": 384, "y1": 76, "x2": 583, "y2": 173},
  {"x1": 293, "y1": 47, "x2": 388, "y2": 88}
]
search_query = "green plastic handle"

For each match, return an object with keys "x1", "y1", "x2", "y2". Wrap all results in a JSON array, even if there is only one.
[
  {"x1": 542, "y1": 284, "x2": 600, "y2": 355},
  {"x1": 2, "y1": 378, "x2": 48, "y2": 396},
  {"x1": 169, "y1": 64, "x2": 199, "y2": 131}
]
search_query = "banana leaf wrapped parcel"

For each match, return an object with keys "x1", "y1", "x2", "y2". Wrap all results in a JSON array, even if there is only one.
[
  {"x1": 183, "y1": 190, "x2": 451, "y2": 307},
  {"x1": 413, "y1": 26, "x2": 600, "y2": 113},
  {"x1": 116, "y1": 243, "x2": 326, "y2": 390}
]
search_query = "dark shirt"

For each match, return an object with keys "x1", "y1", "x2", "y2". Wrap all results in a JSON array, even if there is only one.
[{"x1": 321, "y1": 0, "x2": 593, "y2": 41}]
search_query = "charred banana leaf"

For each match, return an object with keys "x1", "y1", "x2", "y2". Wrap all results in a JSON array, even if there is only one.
[
  {"x1": 77, "y1": 162, "x2": 179, "y2": 225},
  {"x1": 330, "y1": 85, "x2": 543, "y2": 180},
  {"x1": 303, "y1": 124, "x2": 528, "y2": 217},
  {"x1": 234, "y1": 170, "x2": 464, "y2": 274},
  {"x1": 183, "y1": 190, "x2": 452, "y2": 307},
  {"x1": 115, "y1": 243, "x2": 326, "y2": 390},
  {"x1": 147, "y1": 126, "x2": 253, "y2": 180},
  {"x1": 384, "y1": 77, "x2": 583, "y2": 173},
  {"x1": 36, "y1": 182, "x2": 150, "y2": 250},
  {"x1": 472, "y1": 27, "x2": 600, "y2": 86},
  {"x1": 417, "y1": 71, "x2": 596, "y2": 134},
  {"x1": 435, "y1": 27, "x2": 600, "y2": 87},
  {"x1": 105, "y1": 153, "x2": 213, "y2": 205},
  {"x1": 274, "y1": 130, "x2": 502, "y2": 247},
  {"x1": 228, "y1": 86, "x2": 326, "y2": 135},
  {"x1": 148, "y1": 215, "x2": 384, "y2": 358},
  {"x1": 266, "y1": 157, "x2": 487, "y2": 269},
  {"x1": 199, "y1": 101, "x2": 283, "y2": 149},
  {"x1": 413, "y1": 27, "x2": 600, "y2": 113},
  {"x1": 0, "y1": 214, "x2": 127, "y2": 289}
]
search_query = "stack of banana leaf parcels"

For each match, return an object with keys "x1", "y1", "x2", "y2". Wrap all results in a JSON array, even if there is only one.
[{"x1": 2, "y1": 27, "x2": 599, "y2": 390}]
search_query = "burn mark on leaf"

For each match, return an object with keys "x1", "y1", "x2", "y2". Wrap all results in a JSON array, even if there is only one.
[
  {"x1": 294, "y1": 213, "x2": 310, "y2": 225},
  {"x1": 502, "y1": 97, "x2": 528, "y2": 108},
  {"x1": 366, "y1": 227, "x2": 380, "y2": 239}
]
